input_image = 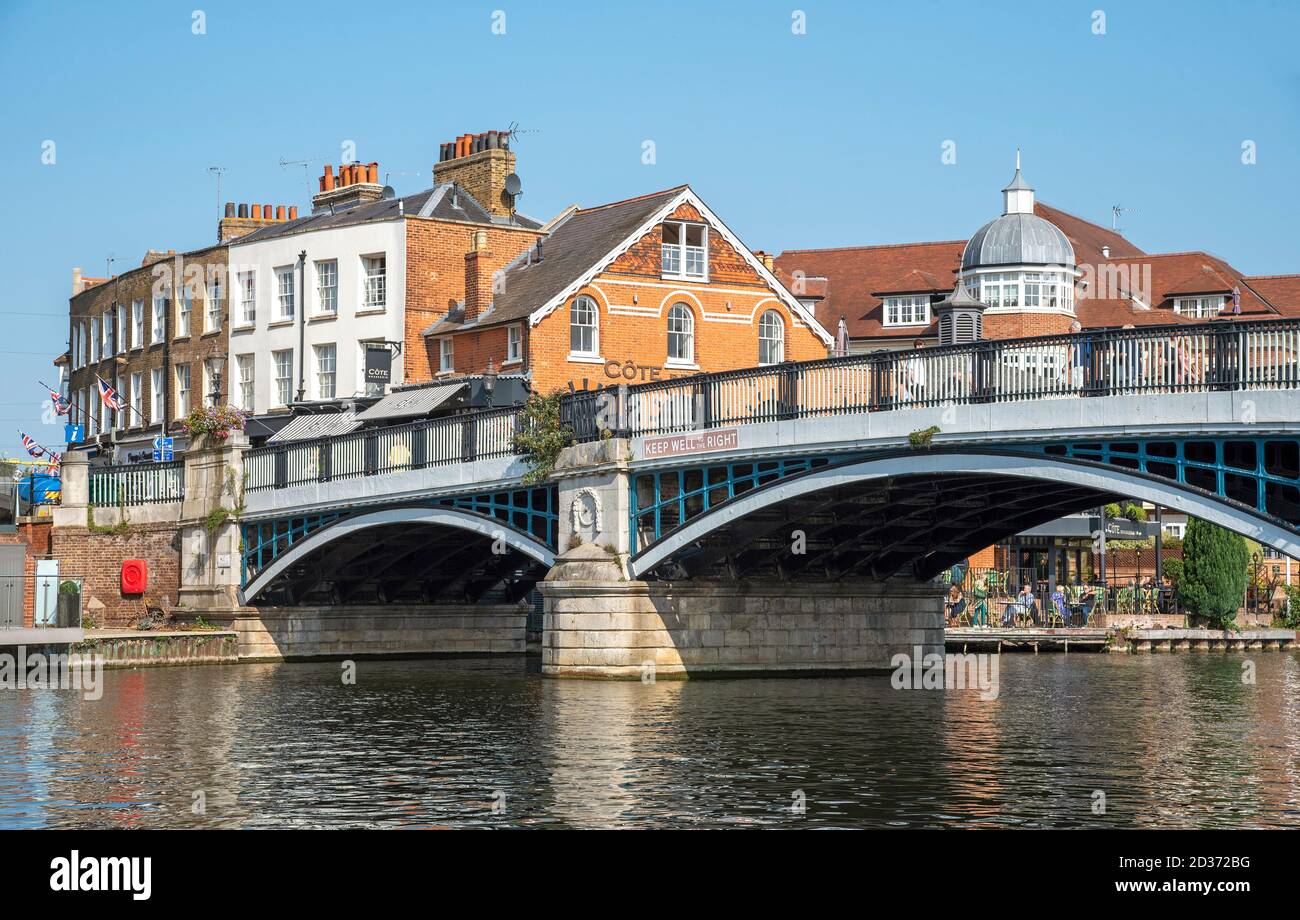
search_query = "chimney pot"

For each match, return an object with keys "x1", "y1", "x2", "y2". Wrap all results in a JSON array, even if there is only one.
[
  {"x1": 238, "y1": 203, "x2": 248, "y2": 218},
  {"x1": 251, "y1": 204, "x2": 262, "y2": 219},
  {"x1": 276, "y1": 205, "x2": 286, "y2": 221},
  {"x1": 323, "y1": 165, "x2": 335, "y2": 191},
  {"x1": 368, "y1": 162, "x2": 378, "y2": 184},
  {"x1": 1102, "y1": 245, "x2": 1110, "y2": 259},
  {"x1": 224, "y1": 202, "x2": 235, "y2": 217},
  {"x1": 288, "y1": 206, "x2": 298, "y2": 220},
  {"x1": 263, "y1": 203, "x2": 272, "y2": 219}
]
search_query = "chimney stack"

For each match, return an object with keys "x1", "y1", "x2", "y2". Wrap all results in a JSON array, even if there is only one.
[
  {"x1": 463, "y1": 230, "x2": 494, "y2": 323},
  {"x1": 432, "y1": 130, "x2": 517, "y2": 218},
  {"x1": 311, "y1": 160, "x2": 385, "y2": 214},
  {"x1": 218, "y1": 200, "x2": 295, "y2": 242}
]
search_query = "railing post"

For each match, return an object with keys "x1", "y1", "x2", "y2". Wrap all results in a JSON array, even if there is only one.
[
  {"x1": 461, "y1": 416, "x2": 477, "y2": 463},
  {"x1": 696, "y1": 378, "x2": 714, "y2": 429},
  {"x1": 411, "y1": 422, "x2": 427, "y2": 470},
  {"x1": 616, "y1": 383, "x2": 630, "y2": 438},
  {"x1": 363, "y1": 430, "x2": 378, "y2": 475},
  {"x1": 778, "y1": 364, "x2": 798, "y2": 420},
  {"x1": 274, "y1": 447, "x2": 288, "y2": 490},
  {"x1": 972, "y1": 340, "x2": 994, "y2": 403},
  {"x1": 317, "y1": 440, "x2": 331, "y2": 482}
]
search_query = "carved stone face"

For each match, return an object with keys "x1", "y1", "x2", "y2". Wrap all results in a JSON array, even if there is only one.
[{"x1": 570, "y1": 490, "x2": 600, "y2": 542}]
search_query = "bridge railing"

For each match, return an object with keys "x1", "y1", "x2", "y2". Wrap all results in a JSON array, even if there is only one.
[
  {"x1": 572, "y1": 319, "x2": 1300, "y2": 438},
  {"x1": 88, "y1": 460, "x2": 185, "y2": 506},
  {"x1": 244, "y1": 405, "x2": 523, "y2": 492}
]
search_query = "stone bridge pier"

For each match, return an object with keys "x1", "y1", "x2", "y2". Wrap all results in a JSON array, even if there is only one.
[{"x1": 539, "y1": 439, "x2": 944, "y2": 678}]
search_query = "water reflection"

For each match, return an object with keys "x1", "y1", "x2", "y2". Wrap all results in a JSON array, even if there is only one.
[{"x1": 0, "y1": 654, "x2": 1297, "y2": 828}]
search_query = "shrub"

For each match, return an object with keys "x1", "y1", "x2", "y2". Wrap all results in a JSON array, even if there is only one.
[
  {"x1": 1177, "y1": 518, "x2": 1249, "y2": 628},
  {"x1": 179, "y1": 405, "x2": 247, "y2": 441}
]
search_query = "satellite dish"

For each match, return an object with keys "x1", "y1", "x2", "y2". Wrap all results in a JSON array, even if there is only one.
[
  {"x1": 381, "y1": 185, "x2": 396, "y2": 200},
  {"x1": 504, "y1": 173, "x2": 522, "y2": 197}
]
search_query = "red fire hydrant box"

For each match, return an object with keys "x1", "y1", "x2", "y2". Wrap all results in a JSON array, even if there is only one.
[{"x1": 121, "y1": 559, "x2": 147, "y2": 595}]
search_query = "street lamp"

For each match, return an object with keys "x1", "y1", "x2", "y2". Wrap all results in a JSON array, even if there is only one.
[
  {"x1": 482, "y1": 358, "x2": 497, "y2": 408},
  {"x1": 208, "y1": 353, "x2": 227, "y2": 406}
]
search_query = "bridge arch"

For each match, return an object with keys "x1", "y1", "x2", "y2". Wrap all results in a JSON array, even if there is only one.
[
  {"x1": 630, "y1": 451, "x2": 1300, "y2": 581},
  {"x1": 241, "y1": 506, "x2": 556, "y2": 605}
]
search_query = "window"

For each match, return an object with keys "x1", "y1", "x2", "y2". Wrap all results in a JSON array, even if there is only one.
[
  {"x1": 1174, "y1": 295, "x2": 1224, "y2": 318},
  {"x1": 151, "y1": 367, "x2": 163, "y2": 423},
  {"x1": 206, "y1": 275, "x2": 222, "y2": 332},
  {"x1": 758, "y1": 310, "x2": 785, "y2": 365},
  {"x1": 884, "y1": 295, "x2": 932, "y2": 327},
  {"x1": 667, "y1": 303, "x2": 695, "y2": 363},
  {"x1": 570, "y1": 295, "x2": 598, "y2": 355},
  {"x1": 116, "y1": 305, "x2": 126, "y2": 355},
  {"x1": 362, "y1": 255, "x2": 386, "y2": 310},
  {"x1": 661, "y1": 221, "x2": 707, "y2": 279},
  {"x1": 90, "y1": 389, "x2": 99, "y2": 436},
  {"x1": 275, "y1": 266, "x2": 295, "y2": 320},
  {"x1": 130, "y1": 371, "x2": 143, "y2": 423},
  {"x1": 439, "y1": 337, "x2": 454, "y2": 373},
  {"x1": 151, "y1": 295, "x2": 165, "y2": 343},
  {"x1": 506, "y1": 324, "x2": 522, "y2": 363},
  {"x1": 273, "y1": 350, "x2": 293, "y2": 407},
  {"x1": 103, "y1": 310, "x2": 115, "y2": 358},
  {"x1": 315, "y1": 260, "x2": 338, "y2": 314},
  {"x1": 114, "y1": 374, "x2": 125, "y2": 430},
  {"x1": 238, "y1": 271, "x2": 256, "y2": 325},
  {"x1": 132, "y1": 300, "x2": 144, "y2": 348},
  {"x1": 236, "y1": 354, "x2": 255, "y2": 411},
  {"x1": 969, "y1": 271, "x2": 1075, "y2": 312},
  {"x1": 90, "y1": 316, "x2": 100, "y2": 362},
  {"x1": 175, "y1": 364, "x2": 191, "y2": 418},
  {"x1": 177, "y1": 286, "x2": 192, "y2": 337},
  {"x1": 315, "y1": 344, "x2": 336, "y2": 399},
  {"x1": 71, "y1": 324, "x2": 80, "y2": 369}
]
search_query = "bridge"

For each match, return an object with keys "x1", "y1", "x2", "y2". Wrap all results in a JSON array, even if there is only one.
[{"x1": 71, "y1": 321, "x2": 1300, "y2": 675}]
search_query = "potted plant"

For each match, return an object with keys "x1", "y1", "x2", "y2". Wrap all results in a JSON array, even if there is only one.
[
  {"x1": 178, "y1": 405, "x2": 248, "y2": 449},
  {"x1": 56, "y1": 579, "x2": 81, "y2": 628}
]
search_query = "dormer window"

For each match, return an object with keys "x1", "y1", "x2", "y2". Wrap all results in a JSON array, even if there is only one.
[
  {"x1": 883, "y1": 295, "x2": 931, "y2": 327},
  {"x1": 1173, "y1": 295, "x2": 1224, "y2": 318},
  {"x1": 662, "y1": 221, "x2": 707, "y2": 280}
]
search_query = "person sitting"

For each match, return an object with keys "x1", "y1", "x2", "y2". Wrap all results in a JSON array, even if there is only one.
[
  {"x1": 1015, "y1": 584, "x2": 1038, "y2": 625},
  {"x1": 945, "y1": 585, "x2": 967, "y2": 626}
]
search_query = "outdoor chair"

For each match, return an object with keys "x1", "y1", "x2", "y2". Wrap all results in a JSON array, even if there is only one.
[{"x1": 1046, "y1": 592, "x2": 1068, "y2": 628}]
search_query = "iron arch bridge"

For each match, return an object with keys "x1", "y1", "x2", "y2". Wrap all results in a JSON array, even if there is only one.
[
  {"x1": 628, "y1": 438, "x2": 1300, "y2": 582},
  {"x1": 240, "y1": 487, "x2": 557, "y2": 606}
]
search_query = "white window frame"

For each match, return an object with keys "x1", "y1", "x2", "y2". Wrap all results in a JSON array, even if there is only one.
[
  {"x1": 273, "y1": 349, "x2": 293, "y2": 407},
  {"x1": 90, "y1": 316, "x2": 100, "y2": 362},
  {"x1": 667, "y1": 303, "x2": 695, "y2": 365},
  {"x1": 758, "y1": 310, "x2": 785, "y2": 365},
  {"x1": 176, "y1": 287, "x2": 192, "y2": 338},
  {"x1": 236, "y1": 354, "x2": 255, "y2": 412},
  {"x1": 361, "y1": 255, "x2": 387, "y2": 311},
  {"x1": 883, "y1": 295, "x2": 932, "y2": 327},
  {"x1": 150, "y1": 367, "x2": 163, "y2": 424},
  {"x1": 661, "y1": 221, "x2": 708, "y2": 281},
  {"x1": 175, "y1": 363, "x2": 191, "y2": 418},
  {"x1": 315, "y1": 260, "x2": 338, "y2": 315},
  {"x1": 275, "y1": 266, "x2": 296, "y2": 321},
  {"x1": 206, "y1": 275, "x2": 222, "y2": 332},
  {"x1": 131, "y1": 300, "x2": 144, "y2": 349},
  {"x1": 506, "y1": 324, "x2": 522, "y2": 364},
  {"x1": 238, "y1": 271, "x2": 257, "y2": 325},
  {"x1": 569, "y1": 295, "x2": 599, "y2": 357},
  {"x1": 315, "y1": 343, "x2": 337, "y2": 399},
  {"x1": 1174, "y1": 295, "x2": 1224, "y2": 318},
  {"x1": 151, "y1": 295, "x2": 166, "y2": 343},
  {"x1": 129, "y1": 371, "x2": 142, "y2": 425},
  {"x1": 438, "y1": 337, "x2": 454, "y2": 374}
]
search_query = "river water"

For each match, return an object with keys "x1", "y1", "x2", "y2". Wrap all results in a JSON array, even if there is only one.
[{"x1": 2, "y1": 652, "x2": 1298, "y2": 829}]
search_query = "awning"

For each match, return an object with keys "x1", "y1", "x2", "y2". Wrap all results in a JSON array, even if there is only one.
[
  {"x1": 267, "y1": 408, "x2": 363, "y2": 443},
  {"x1": 353, "y1": 382, "x2": 466, "y2": 424}
]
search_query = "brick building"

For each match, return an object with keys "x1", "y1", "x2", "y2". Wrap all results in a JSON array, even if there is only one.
[
  {"x1": 777, "y1": 157, "x2": 1300, "y2": 352},
  {"x1": 423, "y1": 185, "x2": 833, "y2": 394}
]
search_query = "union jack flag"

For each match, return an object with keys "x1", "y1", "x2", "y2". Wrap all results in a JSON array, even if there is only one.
[
  {"x1": 96, "y1": 375, "x2": 126, "y2": 412},
  {"x1": 19, "y1": 431, "x2": 45, "y2": 459},
  {"x1": 49, "y1": 389, "x2": 70, "y2": 416},
  {"x1": 47, "y1": 452, "x2": 61, "y2": 476}
]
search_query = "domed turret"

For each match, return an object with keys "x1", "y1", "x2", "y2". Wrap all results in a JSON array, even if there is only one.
[{"x1": 962, "y1": 155, "x2": 1075, "y2": 271}]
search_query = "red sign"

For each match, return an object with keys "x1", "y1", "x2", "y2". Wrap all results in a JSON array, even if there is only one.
[{"x1": 642, "y1": 428, "x2": 740, "y2": 459}]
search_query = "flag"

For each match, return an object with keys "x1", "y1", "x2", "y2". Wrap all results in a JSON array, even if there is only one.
[
  {"x1": 49, "y1": 389, "x2": 70, "y2": 416},
  {"x1": 19, "y1": 431, "x2": 45, "y2": 459},
  {"x1": 46, "y1": 452, "x2": 61, "y2": 476},
  {"x1": 96, "y1": 375, "x2": 126, "y2": 412}
]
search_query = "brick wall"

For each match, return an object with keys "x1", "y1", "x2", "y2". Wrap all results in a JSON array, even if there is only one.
[
  {"x1": 0, "y1": 521, "x2": 50, "y2": 627},
  {"x1": 983, "y1": 311, "x2": 1076, "y2": 340},
  {"x1": 404, "y1": 219, "x2": 543, "y2": 381},
  {"x1": 50, "y1": 519, "x2": 181, "y2": 628}
]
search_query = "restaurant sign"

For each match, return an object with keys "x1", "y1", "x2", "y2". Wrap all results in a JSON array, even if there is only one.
[{"x1": 642, "y1": 427, "x2": 740, "y2": 459}]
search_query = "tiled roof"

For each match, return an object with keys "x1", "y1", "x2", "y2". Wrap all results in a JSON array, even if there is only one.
[
  {"x1": 232, "y1": 182, "x2": 539, "y2": 247},
  {"x1": 1244, "y1": 275, "x2": 1300, "y2": 316},
  {"x1": 1034, "y1": 202, "x2": 1143, "y2": 265},
  {"x1": 425, "y1": 185, "x2": 686, "y2": 335},
  {"x1": 1080, "y1": 252, "x2": 1278, "y2": 321}
]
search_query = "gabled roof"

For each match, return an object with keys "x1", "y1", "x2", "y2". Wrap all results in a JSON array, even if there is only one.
[
  {"x1": 231, "y1": 182, "x2": 540, "y2": 246},
  {"x1": 1034, "y1": 202, "x2": 1143, "y2": 264},
  {"x1": 1076, "y1": 252, "x2": 1281, "y2": 327},
  {"x1": 1244, "y1": 275, "x2": 1300, "y2": 317},
  {"x1": 427, "y1": 185, "x2": 833, "y2": 345}
]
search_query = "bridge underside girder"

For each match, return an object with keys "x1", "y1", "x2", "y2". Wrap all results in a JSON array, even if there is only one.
[
  {"x1": 249, "y1": 522, "x2": 546, "y2": 607},
  {"x1": 652, "y1": 473, "x2": 1122, "y2": 583}
]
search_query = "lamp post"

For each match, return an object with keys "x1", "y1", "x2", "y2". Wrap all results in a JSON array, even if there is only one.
[
  {"x1": 208, "y1": 353, "x2": 227, "y2": 406},
  {"x1": 483, "y1": 358, "x2": 497, "y2": 408}
]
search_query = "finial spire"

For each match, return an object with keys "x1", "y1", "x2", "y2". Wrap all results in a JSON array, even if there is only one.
[
  {"x1": 1002, "y1": 151, "x2": 1034, "y2": 215},
  {"x1": 1015, "y1": 148, "x2": 1021, "y2": 171}
]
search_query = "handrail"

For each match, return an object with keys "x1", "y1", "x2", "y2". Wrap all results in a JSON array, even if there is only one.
[
  {"x1": 241, "y1": 319, "x2": 1300, "y2": 491},
  {"x1": 88, "y1": 460, "x2": 185, "y2": 506}
]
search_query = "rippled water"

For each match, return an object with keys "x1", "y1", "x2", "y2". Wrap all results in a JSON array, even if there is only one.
[{"x1": 2, "y1": 652, "x2": 1298, "y2": 828}]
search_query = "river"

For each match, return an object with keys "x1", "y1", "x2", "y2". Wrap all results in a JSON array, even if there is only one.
[{"x1": 2, "y1": 652, "x2": 1298, "y2": 828}]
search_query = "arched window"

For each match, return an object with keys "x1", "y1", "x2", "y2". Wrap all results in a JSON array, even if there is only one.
[
  {"x1": 758, "y1": 310, "x2": 785, "y2": 364},
  {"x1": 570, "y1": 295, "x2": 598, "y2": 355},
  {"x1": 667, "y1": 303, "x2": 694, "y2": 363}
]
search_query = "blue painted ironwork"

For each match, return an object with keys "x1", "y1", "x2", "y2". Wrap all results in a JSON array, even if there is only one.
[
  {"x1": 241, "y1": 485, "x2": 557, "y2": 586},
  {"x1": 629, "y1": 436, "x2": 1300, "y2": 554}
]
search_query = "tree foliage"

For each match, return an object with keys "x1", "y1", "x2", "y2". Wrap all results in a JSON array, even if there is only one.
[
  {"x1": 514, "y1": 391, "x2": 573, "y2": 485},
  {"x1": 1177, "y1": 518, "x2": 1248, "y2": 627}
]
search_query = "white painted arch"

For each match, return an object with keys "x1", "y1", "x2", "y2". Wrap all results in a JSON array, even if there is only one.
[
  {"x1": 241, "y1": 506, "x2": 556, "y2": 604},
  {"x1": 630, "y1": 452, "x2": 1300, "y2": 579}
]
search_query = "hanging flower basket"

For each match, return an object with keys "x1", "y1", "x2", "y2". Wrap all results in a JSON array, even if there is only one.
[{"x1": 178, "y1": 405, "x2": 248, "y2": 443}]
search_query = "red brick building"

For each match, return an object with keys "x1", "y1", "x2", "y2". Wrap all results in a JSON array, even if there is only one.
[{"x1": 423, "y1": 185, "x2": 833, "y2": 394}]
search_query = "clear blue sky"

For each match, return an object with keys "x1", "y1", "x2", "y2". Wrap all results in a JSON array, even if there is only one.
[{"x1": 2, "y1": 0, "x2": 1297, "y2": 458}]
